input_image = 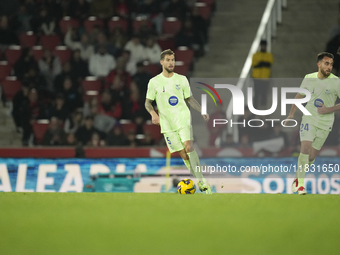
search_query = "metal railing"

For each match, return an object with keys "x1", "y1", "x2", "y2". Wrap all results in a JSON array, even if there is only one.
[{"x1": 226, "y1": 0, "x2": 287, "y2": 142}]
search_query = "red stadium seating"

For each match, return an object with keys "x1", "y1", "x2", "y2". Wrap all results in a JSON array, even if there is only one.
[
  {"x1": 133, "y1": 16, "x2": 152, "y2": 32},
  {"x1": 198, "y1": 0, "x2": 215, "y2": 6},
  {"x1": 82, "y1": 90, "x2": 100, "y2": 102},
  {"x1": 157, "y1": 38, "x2": 175, "y2": 51},
  {"x1": 40, "y1": 35, "x2": 61, "y2": 50},
  {"x1": 82, "y1": 77, "x2": 102, "y2": 93},
  {"x1": 5, "y1": 46, "x2": 22, "y2": 65},
  {"x1": 174, "y1": 61, "x2": 190, "y2": 76},
  {"x1": 143, "y1": 63, "x2": 161, "y2": 76},
  {"x1": 143, "y1": 123, "x2": 162, "y2": 142},
  {"x1": 32, "y1": 46, "x2": 44, "y2": 61},
  {"x1": 0, "y1": 61, "x2": 12, "y2": 81},
  {"x1": 59, "y1": 16, "x2": 80, "y2": 34},
  {"x1": 83, "y1": 16, "x2": 104, "y2": 33},
  {"x1": 162, "y1": 17, "x2": 182, "y2": 37},
  {"x1": 32, "y1": 120, "x2": 50, "y2": 145},
  {"x1": 53, "y1": 46, "x2": 71, "y2": 64},
  {"x1": 194, "y1": 2, "x2": 211, "y2": 20},
  {"x1": 120, "y1": 120, "x2": 137, "y2": 135},
  {"x1": 174, "y1": 47, "x2": 194, "y2": 65},
  {"x1": 1, "y1": 77, "x2": 22, "y2": 101},
  {"x1": 108, "y1": 17, "x2": 128, "y2": 32},
  {"x1": 19, "y1": 32, "x2": 38, "y2": 47}
]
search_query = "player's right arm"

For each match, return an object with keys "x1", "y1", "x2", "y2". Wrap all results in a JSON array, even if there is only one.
[
  {"x1": 145, "y1": 98, "x2": 160, "y2": 125},
  {"x1": 284, "y1": 93, "x2": 305, "y2": 125}
]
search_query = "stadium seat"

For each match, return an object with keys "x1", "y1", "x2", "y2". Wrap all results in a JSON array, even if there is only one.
[
  {"x1": 59, "y1": 16, "x2": 80, "y2": 34},
  {"x1": 120, "y1": 120, "x2": 137, "y2": 135},
  {"x1": 174, "y1": 61, "x2": 190, "y2": 76},
  {"x1": 82, "y1": 90, "x2": 100, "y2": 103},
  {"x1": 198, "y1": 0, "x2": 215, "y2": 6},
  {"x1": 108, "y1": 17, "x2": 128, "y2": 32},
  {"x1": 32, "y1": 120, "x2": 50, "y2": 145},
  {"x1": 40, "y1": 35, "x2": 61, "y2": 50},
  {"x1": 194, "y1": 2, "x2": 211, "y2": 20},
  {"x1": 5, "y1": 46, "x2": 22, "y2": 65},
  {"x1": 143, "y1": 62, "x2": 161, "y2": 76},
  {"x1": 162, "y1": 17, "x2": 182, "y2": 37},
  {"x1": 19, "y1": 32, "x2": 38, "y2": 47},
  {"x1": 143, "y1": 123, "x2": 162, "y2": 142},
  {"x1": 53, "y1": 46, "x2": 71, "y2": 64},
  {"x1": 174, "y1": 47, "x2": 194, "y2": 65},
  {"x1": 83, "y1": 16, "x2": 104, "y2": 33},
  {"x1": 157, "y1": 38, "x2": 175, "y2": 51},
  {"x1": 82, "y1": 77, "x2": 102, "y2": 93},
  {"x1": 1, "y1": 77, "x2": 22, "y2": 101},
  {"x1": 133, "y1": 16, "x2": 152, "y2": 32},
  {"x1": 32, "y1": 46, "x2": 44, "y2": 61},
  {"x1": 0, "y1": 61, "x2": 12, "y2": 81}
]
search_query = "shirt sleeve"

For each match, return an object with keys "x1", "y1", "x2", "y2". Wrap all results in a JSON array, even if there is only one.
[
  {"x1": 146, "y1": 79, "x2": 156, "y2": 100},
  {"x1": 183, "y1": 76, "x2": 192, "y2": 99}
]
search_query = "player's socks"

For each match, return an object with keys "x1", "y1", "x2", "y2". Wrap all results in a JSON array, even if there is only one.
[
  {"x1": 187, "y1": 150, "x2": 205, "y2": 182},
  {"x1": 297, "y1": 153, "x2": 309, "y2": 188}
]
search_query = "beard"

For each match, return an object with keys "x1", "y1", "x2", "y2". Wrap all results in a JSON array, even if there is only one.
[
  {"x1": 321, "y1": 69, "x2": 331, "y2": 78},
  {"x1": 165, "y1": 67, "x2": 174, "y2": 73}
]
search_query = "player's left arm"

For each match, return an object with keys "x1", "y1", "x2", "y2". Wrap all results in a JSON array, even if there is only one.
[
  {"x1": 318, "y1": 103, "x2": 340, "y2": 114},
  {"x1": 185, "y1": 96, "x2": 209, "y2": 122}
]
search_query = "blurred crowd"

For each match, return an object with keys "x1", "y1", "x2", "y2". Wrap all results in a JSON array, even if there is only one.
[{"x1": 0, "y1": 0, "x2": 214, "y2": 146}]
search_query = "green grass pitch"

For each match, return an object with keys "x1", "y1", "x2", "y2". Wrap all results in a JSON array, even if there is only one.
[{"x1": 0, "y1": 193, "x2": 339, "y2": 255}]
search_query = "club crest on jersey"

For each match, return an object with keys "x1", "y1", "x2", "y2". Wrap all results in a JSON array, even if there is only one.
[
  {"x1": 176, "y1": 84, "x2": 181, "y2": 90},
  {"x1": 314, "y1": 98, "x2": 324, "y2": 108},
  {"x1": 169, "y1": 96, "x2": 178, "y2": 106}
]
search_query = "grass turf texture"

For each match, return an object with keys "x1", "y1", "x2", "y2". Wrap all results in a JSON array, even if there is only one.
[{"x1": 0, "y1": 193, "x2": 339, "y2": 255}]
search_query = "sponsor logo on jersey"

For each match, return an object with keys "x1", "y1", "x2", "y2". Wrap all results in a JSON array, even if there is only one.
[
  {"x1": 314, "y1": 98, "x2": 324, "y2": 108},
  {"x1": 176, "y1": 84, "x2": 181, "y2": 90},
  {"x1": 168, "y1": 96, "x2": 178, "y2": 106},
  {"x1": 325, "y1": 89, "x2": 331, "y2": 95}
]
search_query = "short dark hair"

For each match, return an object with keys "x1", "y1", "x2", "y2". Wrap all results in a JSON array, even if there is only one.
[
  {"x1": 317, "y1": 52, "x2": 334, "y2": 62},
  {"x1": 160, "y1": 49, "x2": 175, "y2": 60}
]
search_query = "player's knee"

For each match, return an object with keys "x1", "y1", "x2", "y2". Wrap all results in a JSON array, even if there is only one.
[
  {"x1": 309, "y1": 155, "x2": 315, "y2": 162},
  {"x1": 184, "y1": 144, "x2": 191, "y2": 153}
]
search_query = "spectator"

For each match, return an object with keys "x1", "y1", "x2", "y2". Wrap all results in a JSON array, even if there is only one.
[
  {"x1": 70, "y1": 0, "x2": 90, "y2": 21},
  {"x1": 238, "y1": 106, "x2": 254, "y2": 142},
  {"x1": 42, "y1": 117, "x2": 66, "y2": 146},
  {"x1": 99, "y1": 90, "x2": 122, "y2": 119},
  {"x1": 38, "y1": 48, "x2": 62, "y2": 91},
  {"x1": 0, "y1": 16, "x2": 19, "y2": 50},
  {"x1": 89, "y1": 0, "x2": 114, "y2": 19},
  {"x1": 106, "y1": 71, "x2": 129, "y2": 103},
  {"x1": 105, "y1": 124, "x2": 129, "y2": 146},
  {"x1": 145, "y1": 36, "x2": 162, "y2": 64},
  {"x1": 113, "y1": 0, "x2": 129, "y2": 18},
  {"x1": 70, "y1": 49, "x2": 89, "y2": 83},
  {"x1": 15, "y1": 4, "x2": 32, "y2": 33},
  {"x1": 22, "y1": 67, "x2": 48, "y2": 93},
  {"x1": 14, "y1": 47, "x2": 39, "y2": 80},
  {"x1": 64, "y1": 28, "x2": 94, "y2": 61},
  {"x1": 251, "y1": 40, "x2": 273, "y2": 108},
  {"x1": 175, "y1": 18, "x2": 201, "y2": 52},
  {"x1": 88, "y1": 132, "x2": 105, "y2": 147},
  {"x1": 48, "y1": 94, "x2": 69, "y2": 122},
  {"x1": 75, "y1": 116, "x2": 103, "y2": 146},
  {"x1": 124, "y1": 35, "x2": 147, "y2": 63},
  {"x1": 191, "y1": 6, "x2": 209, "y2": 53},
  {"x1": 53, "y1": 62, "x2": 77, "y2": 93},
  {"x1": 140, "y1": 131, "x2": 155, "y2": 146},
  {"x1": 31, "y1": 6, "x2": 57, "y2": 35},
  {"x1": 90, "y1": 104, "x2": 116, "y2": 134},
  {"x1": 164, "y1": 0, "x2": 188, "y2": 21},
  {"x1": 89, "y1": 45, "x2": 116, "y2": 78},
  {"x1": 60, "y1": 77, "x2": 83, "y2": 112},
  {"x1": 109, "y1": 27, "x2": 128, "y2": 56},
  {"x1": 64, "y1": 111, "x2": 83, "y2": 134},
  {"x1": 138, "y1": 0, "x2": 163, "y2": 34},
  {"x1": 122, "y1": 81, "x2": 148, "y2": 120},
  {"x1": 221, "y1": 134, "x2": 237, "y2": 148},
  {"x1": 95, "y1": 32, "x2": 117, "y2": 57},
  {"x1": 105, "y1": 57, "x2": 132, "y2": 91},
  {"x1": 126, "y1": 130, "x2": 138, "y2": 147},
  {"x1": 120, "y1": 50, "x2": 137, "y2": 76},
  {"x1": 132, "y1": 62, "x2": 152, "y2": 97},
  {"x1": 12, "y1": 84, "x2": 30, "y2": 132},
  {"x1": 20, "y1": 88, "x2": 46, "y2": 146},
  {"x1": 238, "y1": 134, "x2": 251, "y2": 149},
  {"x1": 64, "y1": 132, "x2": 78, "y2": 146}
]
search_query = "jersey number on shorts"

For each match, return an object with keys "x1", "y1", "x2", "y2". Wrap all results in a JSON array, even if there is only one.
[
  {"x1": 166, "y1": 137, "x2": 171, "y2": 144},
  {"x1": 301, "y1": 123, "x2": 309, "y2": 132}
]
